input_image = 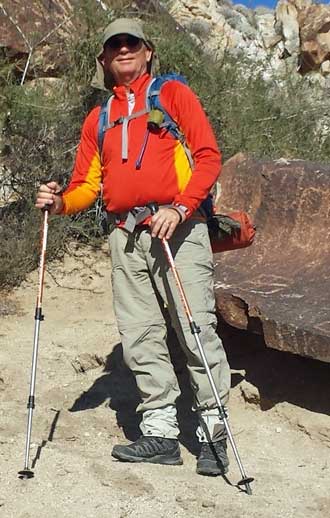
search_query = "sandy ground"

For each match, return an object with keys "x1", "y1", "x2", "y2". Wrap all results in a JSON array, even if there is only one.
[{"x1": 1, "y1": 243, "x2": 330, "y2": 518}]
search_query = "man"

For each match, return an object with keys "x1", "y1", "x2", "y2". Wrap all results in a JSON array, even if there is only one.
[{"x1": 36, "y1": 18, "x2": 231, "y2": 476}]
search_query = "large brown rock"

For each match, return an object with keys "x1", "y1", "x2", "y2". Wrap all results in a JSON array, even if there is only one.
[
  {"x1": 0, "y1": 0, "x2": 89, "y2": 79},
  {"x1": 214, "y1": 153, "x2": 330, "y2": 363}
]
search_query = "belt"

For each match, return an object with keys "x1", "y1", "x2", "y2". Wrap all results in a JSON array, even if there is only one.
[
  {"x1": 107, "y1": 205, "x2": 206, "y2": 234},
  {"x1": 107, "y1": 205, "x2": 172, "y2": 233}
]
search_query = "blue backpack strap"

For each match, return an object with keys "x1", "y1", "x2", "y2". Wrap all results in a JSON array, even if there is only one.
[
  {"x1": 97, "y1": 95, "x2": 114, "y2": 160},
  {"x1": 98, "y1": 95, "x2": 148, "y2": 162},
  {"x1": 146, "y1": 73, "x2": 194, "y2": 166},
  {"x1": 146, "y1": 73, "x2": 188, "y2": 141},
  {"x1": 146, "y1": 74, "x2": 214, "y2": 219}
]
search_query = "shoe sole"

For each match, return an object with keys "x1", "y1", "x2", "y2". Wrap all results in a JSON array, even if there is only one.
[
  {"x1": 111, "y1": 450, "x2": 183, "y2": 466},
  {"x1": 196, "y1": 462, "x2": 229, "y2": 476}
]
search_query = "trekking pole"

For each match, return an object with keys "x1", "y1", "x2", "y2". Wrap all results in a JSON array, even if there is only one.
[
  {"x1": 148, "y1": 203, "x2": 254, "y2": 495},
  {"x1": 18, "y1": 209, "x2": 49, "y2": 480}
]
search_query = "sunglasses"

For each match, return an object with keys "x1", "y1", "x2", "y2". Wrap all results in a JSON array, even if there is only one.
[{"x1": 106, "y1": 35, "x2": 142, "y2": 51}]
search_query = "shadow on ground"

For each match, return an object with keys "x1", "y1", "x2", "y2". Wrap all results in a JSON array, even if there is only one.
[
  {"x1": 69, "y1": 326, "x2": 200, "y2": 455},
  {"x1": 69, "y1": 316, "x2": 330, "y2": 459},
  {"x1": 219, "y1": 318, "x2": 330, "y2": 416}
]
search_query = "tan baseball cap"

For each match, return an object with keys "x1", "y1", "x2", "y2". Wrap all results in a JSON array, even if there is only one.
[{"x1": 102, "y1": 18, "x2": 150, "y2": 47}]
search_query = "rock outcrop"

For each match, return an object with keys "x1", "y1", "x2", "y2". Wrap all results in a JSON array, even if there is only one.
[
  {"x1": 168, "y1": 0, "x2": 330, "y2": 85},
  {"x1": 1, "y1": 1, "x2": 330, "y2": 85},
  {"x1": 214, "y1": 153, "x2": 330, "y2": 363},
  {"x1": 298, "y1": 2, "x2": 330, "y2": 73}
]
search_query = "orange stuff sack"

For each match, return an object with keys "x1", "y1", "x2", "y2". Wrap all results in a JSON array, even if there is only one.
[{"x1": 209, "y1": 211, "x2": 256, "y2": 253}]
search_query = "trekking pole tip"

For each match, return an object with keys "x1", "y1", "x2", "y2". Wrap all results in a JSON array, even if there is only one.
[
  {"x1": 237, "y1": 476, "x2": 254, "y2": 495},
  {"x1": 18, "y1": 469, "x2": 34, "y2": 480}
]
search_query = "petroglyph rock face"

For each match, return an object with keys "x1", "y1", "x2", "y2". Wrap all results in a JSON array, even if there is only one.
[{"x1": 214, "y1": 153, "x2": 330, "y2": 363}]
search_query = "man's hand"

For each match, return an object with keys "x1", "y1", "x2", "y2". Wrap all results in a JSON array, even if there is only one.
[
  {"x1": 150, "y1": 207, "x2": 183, "y2": 239},
  {"x1": 35, "y1": 181, "x2": 64, "y2": 215}
]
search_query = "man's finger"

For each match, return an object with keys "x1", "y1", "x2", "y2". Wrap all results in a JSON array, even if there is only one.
[
  {"x1": 151, "y1": 218, "x2": 164, "y2": 237},
  {"x1": 46, "y1": 181, "x2": 61, "y2": 193},
  {"x1": 157, "y1": 220, "x2": 170, "y2": 239},
  {"x1": 164, "y1": 221, "x2": 176, "y2": 240}
]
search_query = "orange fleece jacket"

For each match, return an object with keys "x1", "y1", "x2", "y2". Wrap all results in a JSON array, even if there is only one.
[{"x1": 62, "y1": 73, "x2": 221, "y2": 218}]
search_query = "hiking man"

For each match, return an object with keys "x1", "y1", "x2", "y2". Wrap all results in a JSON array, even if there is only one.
[{"x1": 36, "y1": 17, "x2": 231, "y2": 476}]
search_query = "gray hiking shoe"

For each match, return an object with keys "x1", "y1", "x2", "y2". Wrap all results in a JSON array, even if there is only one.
[
  {"x1": 111, "y1": 436, "x2": 183, "y2": 465},
  {"x1": 196, "y1": 439, "x2": 229, "y2": 476}
]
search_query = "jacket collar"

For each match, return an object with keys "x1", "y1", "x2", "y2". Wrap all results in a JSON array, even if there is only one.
[{"x1": 112, "y1": 73, "x2": 151, "y2": 100}]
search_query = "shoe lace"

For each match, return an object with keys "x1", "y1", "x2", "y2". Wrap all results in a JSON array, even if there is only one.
[{"x1": 134, "y1": 436, "x2": 165, "y2": 455}]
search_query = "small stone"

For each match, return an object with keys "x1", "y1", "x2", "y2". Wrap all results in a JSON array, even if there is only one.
[
  {"x1": 202, "y1": 500, "x2": 216, "y2": 508},
  {"x1": 240, "y1": 380, "x2": 260, "y2": 405},
  {"x1": 321, "y1": 60, "x2": 330, "y2": 75},
  {"x1": 276, "y1": 427, "x2": 282, "y2": 433},
  {"x1": 71, "y1": 353, "x2": 104, "y2": 374}
]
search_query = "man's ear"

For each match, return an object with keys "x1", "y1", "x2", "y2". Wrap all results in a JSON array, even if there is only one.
[{"x1": 146, "y1": 49, "x2": 153, "y2": 63}]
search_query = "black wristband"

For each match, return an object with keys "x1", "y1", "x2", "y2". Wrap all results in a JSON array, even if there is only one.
[{"x1": 170, "y1": 206, "x2": 183, "y2": 224}]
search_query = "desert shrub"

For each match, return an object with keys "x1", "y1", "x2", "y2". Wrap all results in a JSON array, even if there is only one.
[{"x1": 0, "y1": 199, "x2": 70, "y2": 288}]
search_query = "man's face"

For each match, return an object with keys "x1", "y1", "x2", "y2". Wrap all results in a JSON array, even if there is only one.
[{"x1": 103, "y1": 34, "x2": 152, "y2": 86}]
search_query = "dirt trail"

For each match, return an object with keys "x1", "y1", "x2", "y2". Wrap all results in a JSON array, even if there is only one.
[{"x1": 0, "y1": 244, "x2": 329, "y2": 518}]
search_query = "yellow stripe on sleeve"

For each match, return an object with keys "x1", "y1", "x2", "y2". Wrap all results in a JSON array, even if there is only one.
[
  {"x1": 62, "y1": 154, "x2": 102, "y2": 215},
  {"x1": 174, "y1": 142, "x2": 192, "y2": 192}
]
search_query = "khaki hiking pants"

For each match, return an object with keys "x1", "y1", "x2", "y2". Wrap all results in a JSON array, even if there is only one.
[{"x1": 108, "y1": 219, "x2": 231, "y2": 442}]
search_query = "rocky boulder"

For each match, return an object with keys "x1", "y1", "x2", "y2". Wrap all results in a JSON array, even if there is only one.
[
  {"x1": 0, "y1": 0, "x2": 90, "y2": 81},
  {"x1": 214, "y1": 153, "x2": 330, "y2": 363},
  {"x1": 298, "y1": 2, "x2": 330, "y2": 73},
  {"x1": 168, "y1": 0, "x2": 330, "y2": 84}
]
